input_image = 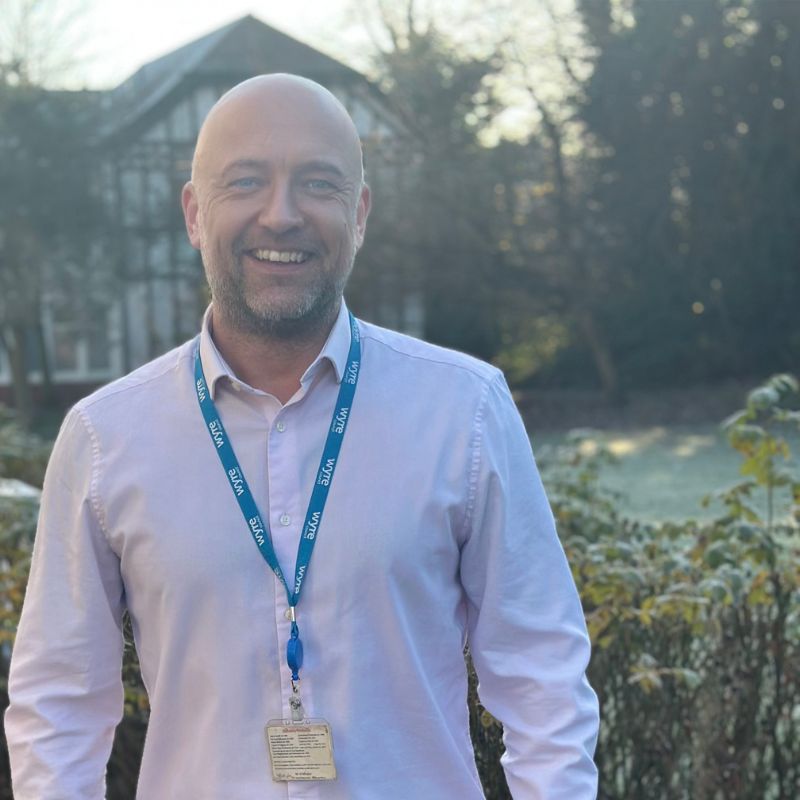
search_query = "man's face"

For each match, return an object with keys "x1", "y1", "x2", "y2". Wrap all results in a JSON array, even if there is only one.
[{"x1": 182, "y1": 80, "x2": 370, "y2": 338}]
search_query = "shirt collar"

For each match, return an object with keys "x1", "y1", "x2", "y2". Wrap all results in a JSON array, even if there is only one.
[{"x1": 198, "y1": 301, "x2": 352, "y2": 399}]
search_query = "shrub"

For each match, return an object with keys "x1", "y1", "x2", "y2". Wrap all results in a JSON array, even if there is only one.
[{"x1": 0, "y1": 407, "x2": 50, "y2": 489}]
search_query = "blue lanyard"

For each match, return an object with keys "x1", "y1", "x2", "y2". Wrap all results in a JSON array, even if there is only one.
[{"x1": 194, "y1": 312, "x2": 361, "y2": 681}]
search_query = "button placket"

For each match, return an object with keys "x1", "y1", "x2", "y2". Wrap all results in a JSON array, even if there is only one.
[
  {"x1": 272, "y1": 416, "x2": 290, "y2": 530},
  {"x1": 267, "y1": 408, "x2": 299, "y2": 576}
]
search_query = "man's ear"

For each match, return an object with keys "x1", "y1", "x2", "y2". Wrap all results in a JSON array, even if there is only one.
[
  {"x1": 354, "y1": 183, "x2": 371, "y2": 250},
  {"x1": 181, "y1": 182, "x2": 202, "y2": 250}
]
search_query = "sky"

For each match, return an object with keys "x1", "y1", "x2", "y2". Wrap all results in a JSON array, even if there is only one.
[
  {"x1": 68, "y1": 1, "x2": 373, "y2": 88},
  {"x1": 3, "y1": 0, "x2": 562, "y2": 139}
]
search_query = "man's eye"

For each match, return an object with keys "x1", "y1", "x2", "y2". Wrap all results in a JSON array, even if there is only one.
[
  {"x1": 230, "y1": 177, "x2": 259, "y2": 189},
  {"x1": 305, "y1": 178, "x2": 337, "y2": 192}
]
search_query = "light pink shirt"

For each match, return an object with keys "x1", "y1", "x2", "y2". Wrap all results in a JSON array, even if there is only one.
[{"x1": 6, "y1": 303, "x2": 598, "y2": 799}]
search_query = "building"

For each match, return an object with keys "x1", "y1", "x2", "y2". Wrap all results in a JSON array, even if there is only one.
[{"x1": 0, "y1": 15, "x2": 421, "y2": 404}]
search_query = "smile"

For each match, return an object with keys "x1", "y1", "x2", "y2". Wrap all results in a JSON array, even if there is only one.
[{"x1": 251, "y1": 249, "x2": 310, "y2": 264}]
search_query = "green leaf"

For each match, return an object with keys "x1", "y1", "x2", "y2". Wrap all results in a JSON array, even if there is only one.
[
  {"x1": 746, "y1": 386, "x2": 779, "y2": 411},
  {"x1": 721, "y1": 409, "x2": 751, "y2": 430},
  {"x1": 675, "y1": 668, "x2": 702, "y2": 690},
  {"x1": 704, "y1": 541, "x2": 729, "y2": 569}
]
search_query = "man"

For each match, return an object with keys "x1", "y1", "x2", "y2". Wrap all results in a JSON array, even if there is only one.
[{"x1": 6, "y1": 74, "x2": 598, "y2": 798}]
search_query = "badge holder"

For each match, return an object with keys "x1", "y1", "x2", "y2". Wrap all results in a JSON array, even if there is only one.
[
  {"x1": 265, "y1": 619, "x2": 336, "y2": 782},
  {"x1": 265, "y1": 714, "x2": 336, "y2": 782}
]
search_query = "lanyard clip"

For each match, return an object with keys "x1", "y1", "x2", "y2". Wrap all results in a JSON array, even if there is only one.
[
  {"x1": 289, "y1": 679, "x2": 305, "y2": 722},
  {"x1": 287, "y1": 612, "x2": 303, "y2": 682}
]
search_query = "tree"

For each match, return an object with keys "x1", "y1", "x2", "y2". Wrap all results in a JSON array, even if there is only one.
[
  {"x1": 575, "y1": 0, "x2": 800, "y2": 387},
  {"x1": 0, "y1": 0, "x2": 104, "y2": 424},
  {"x1": 362, "y1": 1, "x2": 509, "y2": 360},
  {"x1": 358, "y1": 0, "x2": 627, "y2": 397},
  {"x1": 0, "y1": 0, "x2": 93, "y2": 88},
  {"x1": 486, "y1": 0, "x2": 625, "y2": 399},
  {"x1": 0, "y1": 82, "x2": 104, "y2": 423}
]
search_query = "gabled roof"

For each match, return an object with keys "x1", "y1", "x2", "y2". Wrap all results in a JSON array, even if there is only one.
[{"x1": 101, "y1": 15, "x2": 369, "y2": 141}]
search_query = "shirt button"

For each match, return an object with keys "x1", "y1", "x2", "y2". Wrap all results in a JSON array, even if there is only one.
[
  {"x1": 284, "y1": 608, "x2": 293, "y2": 621},
  {"x1": 279, "y1": 514, "x2": 291, "y2": 526},
  {"x1": 276, "y1": 421, "x2": 286, "y2": 432}
]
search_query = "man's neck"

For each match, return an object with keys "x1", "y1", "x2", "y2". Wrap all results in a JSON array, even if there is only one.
[{"x1": 209, "y1": 308, "x2": 338, "y2": 404}]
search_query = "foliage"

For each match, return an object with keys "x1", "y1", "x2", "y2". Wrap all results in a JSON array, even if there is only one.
[
  {"x1": 0, "y1": 407, "x2": 50, "y2": 488},
  {"x1": 0, "y1": 500, "x2": 36, "y2": 658},
  {"x1": 467, "y1": 651, "x2": 510, "y2": 799},
  {"x1": 362, "y1": 4, "x2": 509, "y2": 361},
  {"x1": 575, "y1": 0, "x2": 800, "y2": 388},
  {"x1": 712, "y1": 374, "x2": 800, "y2": 527},
  {"x1": 362, "y1": 2, "x2": 623, "y2": 393},
  {"x1": 0, "y1": 7, "x2": 108, "y2": 422},
  {"x1": 0, "y1": 0, "x2": 92, "y2": 88}
]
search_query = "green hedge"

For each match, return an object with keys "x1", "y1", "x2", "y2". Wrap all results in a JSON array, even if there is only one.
[{"x1": 2, "y1": 377, "x2": 799, "y2": 799}]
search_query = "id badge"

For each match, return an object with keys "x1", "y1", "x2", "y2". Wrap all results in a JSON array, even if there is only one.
[{"x1": 265, "y1": 719, "x2": 337, "y2": 781}]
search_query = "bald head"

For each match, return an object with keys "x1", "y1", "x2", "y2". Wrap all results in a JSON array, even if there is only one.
[
  {"x1": 181, "y1": 72, "x2": 371, "y2": 343},
  {"x1": 192, "y1": 73, "x2": 364, "y2": 187}
]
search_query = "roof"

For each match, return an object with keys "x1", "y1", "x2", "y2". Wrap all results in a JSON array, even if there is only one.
[{"x1": 101, "y1": 15, "x2": 370, "y2": 141}]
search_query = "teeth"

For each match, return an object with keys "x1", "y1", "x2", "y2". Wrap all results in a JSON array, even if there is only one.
[{"x1": 253, "y1": 249, "x2": 309, "y2": 263}]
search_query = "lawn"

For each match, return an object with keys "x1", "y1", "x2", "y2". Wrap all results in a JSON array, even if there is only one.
[{"x1": 534, "y1": 424, "x2": 799, "y2": 523}]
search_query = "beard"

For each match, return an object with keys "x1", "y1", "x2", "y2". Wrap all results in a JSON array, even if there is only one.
[{"x1": 202, "y1": 240, "x2": 355, "y2": 341}]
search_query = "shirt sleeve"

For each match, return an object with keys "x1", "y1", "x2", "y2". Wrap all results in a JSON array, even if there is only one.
[
  {"x1": 5, "y1": 407, "x2": 125, "y2": 800},
  {"x1": 459, "y1": 373, "x2": 599, "y2": 799}
]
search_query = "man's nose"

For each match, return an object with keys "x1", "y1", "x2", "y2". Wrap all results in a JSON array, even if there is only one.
[{"x1": 257, "y1": 181, "x2": 303, "y2": 233}]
